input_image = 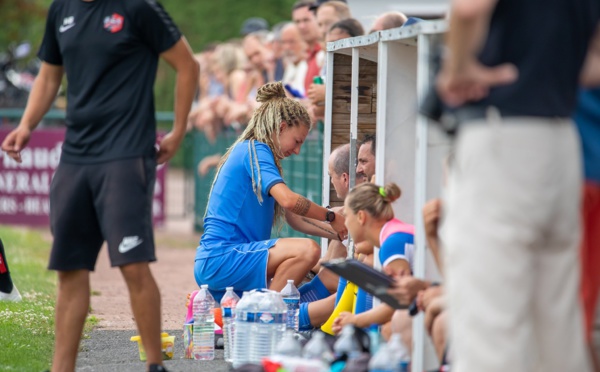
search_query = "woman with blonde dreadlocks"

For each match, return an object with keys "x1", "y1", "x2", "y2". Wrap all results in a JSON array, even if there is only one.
[{"x1": 194, "y1": 82, "x2": 347, "y2": 299}]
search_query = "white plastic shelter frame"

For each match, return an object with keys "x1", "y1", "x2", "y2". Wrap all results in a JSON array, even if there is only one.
[{"x1": 322, "y1": 20, "x2": 449, "y2": 371}]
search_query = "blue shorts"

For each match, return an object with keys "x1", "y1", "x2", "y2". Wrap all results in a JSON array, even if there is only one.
[{"x1": 194, "y1": 238, "x2": 279, "y2": 302}]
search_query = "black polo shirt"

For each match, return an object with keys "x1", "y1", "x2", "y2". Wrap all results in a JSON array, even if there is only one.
[
  {"x1": 473, "y1": 0, "x2": 599, "y2": 117},
  {"x1": 38, "y1": 0, "x2": 181, "y2": 163}
]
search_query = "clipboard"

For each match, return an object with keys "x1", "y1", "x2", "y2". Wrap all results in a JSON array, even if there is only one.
[{"x1": 322, "y1": 259, "x2": 407, "y2": 310}]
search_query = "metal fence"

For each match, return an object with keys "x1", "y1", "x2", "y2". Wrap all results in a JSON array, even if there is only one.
[{"x1": 192, "y1": 126, "x2": 324, "y2": 241}]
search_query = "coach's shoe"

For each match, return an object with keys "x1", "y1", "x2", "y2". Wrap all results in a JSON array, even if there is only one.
[
  {"x1": 148, "y1": 364, "x2": 169, "y2": 372},
  {"x1": 0, "y1": 285, "x2": 21, "y2": 302}
]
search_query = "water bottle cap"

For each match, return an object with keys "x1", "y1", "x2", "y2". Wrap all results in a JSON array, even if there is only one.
[
  {"x1": 201, "y1": 284, "x2": 208, "y2": 289},
  {"x1": 226, "y1": 286, "x2": 234, "y2": 291},
  {"x1": 287, "y1": 279, "x2": 294, "y2": 283}
]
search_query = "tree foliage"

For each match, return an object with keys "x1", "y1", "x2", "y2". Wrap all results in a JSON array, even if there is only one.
[{"x1": 0, "y1": 0, "x2": 297, "y2": 111}]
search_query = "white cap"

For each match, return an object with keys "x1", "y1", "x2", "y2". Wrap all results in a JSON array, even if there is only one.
[
  {"x1": 287, "y1": 279, "x2": 294, "y2": 283},
  {"x1": 201, "y1": 284, "x2": 208, "y2": 289},
  {"x1": 226, "y1": 286, "x2": 234, "y2": 291}
]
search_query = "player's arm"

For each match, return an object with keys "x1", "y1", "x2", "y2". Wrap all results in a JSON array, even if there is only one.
[
  {"x1": 1, "y1": 62, "x2": 63, "y2": 162},
  {"x1": 581, "y1": 23, "x2": 600, "y2": 87},
  {"x1": 284, "y1": 210, "x2": 339, "y2": 240},
  {"x1": 157, "y1": 37, "x2": 199, "y2": 163},
  {"x1": 18, "y1": 62, "x2": 63, "y2": 132},
  {"x1": 270, "y1": 183, "x2": 347, "y2": 236}
]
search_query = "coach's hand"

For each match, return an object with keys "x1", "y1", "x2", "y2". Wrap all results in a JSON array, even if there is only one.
[
  {"x1": 157, "y1": 131, "x2": 184, "y2": 164},
  {"x1": 1, "y1": 126, "x2": 32, "y2": 163}
]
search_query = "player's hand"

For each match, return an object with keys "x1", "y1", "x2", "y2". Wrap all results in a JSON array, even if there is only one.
[
  {"x1": 416, "y1": 285, "x2": 444, "y2": 311},
  {"x1": 436, "y1": 59, "x2": 518, "y2": 107},
  {"x1": 332, "y1": 311, "x2": 355, "y2": 334},
  {"x1": 1, "y1": 126, "x2": 32, "y2": 163},
  {"x1": 387, "y1": 276, "x2": 428, "y2": 305},
  {"x1": 331, "y1": 212, "x2": 347, "y2": 239},
  {"x1": 156, "y1": 131, "x2": 184, "y2": 165},
  {"x1": 423, "y1": 198, "x2": 442, "y2": 244}
]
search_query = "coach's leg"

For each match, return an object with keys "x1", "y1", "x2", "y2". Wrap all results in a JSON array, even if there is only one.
[
  {"x1": 52, "y1": 270, "x2": 90, "y2": 372},
  {"x1": 120, "y1": 262, "x2": 163, "y2": 368}
]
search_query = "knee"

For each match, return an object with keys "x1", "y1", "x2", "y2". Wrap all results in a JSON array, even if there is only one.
[
  {"x1": 306, "y1": 240, "x2": 321, "y2": 266},
  {"x1": 120, "y1": 262, "x2": 153, "y2": 287}
]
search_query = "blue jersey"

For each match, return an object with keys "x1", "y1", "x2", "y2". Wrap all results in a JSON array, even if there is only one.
[{"x1": 196, "y1": 140, "x2": 284, "y2": 259}]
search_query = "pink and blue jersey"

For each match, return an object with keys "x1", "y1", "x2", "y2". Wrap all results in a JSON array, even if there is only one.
[
  {"x1": 379, "y1": 218, "x2": 415, "y2": 272},
  {"x1": 354, "y1": 218, "x2": 414, "y2": 315}
]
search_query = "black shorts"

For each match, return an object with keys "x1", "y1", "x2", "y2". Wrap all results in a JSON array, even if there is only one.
[{"x1": 48, "y1": 157, "x2": 156, "y2": 271}]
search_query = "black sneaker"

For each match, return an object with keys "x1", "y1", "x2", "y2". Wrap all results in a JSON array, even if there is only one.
[{"x1": 148, "y1": 365, "x2": 169, "y2": 372}]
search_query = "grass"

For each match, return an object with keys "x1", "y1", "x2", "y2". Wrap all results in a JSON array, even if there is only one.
[
  {"x1": 0, "y1": 227, "x2": 55, "y2": 371},
  {"x1": 0, "y1": 227, "x2": 99, "y2": 371}
]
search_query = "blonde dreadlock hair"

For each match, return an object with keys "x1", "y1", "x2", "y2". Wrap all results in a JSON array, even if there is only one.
[{"x1": 207, "y1": 82, "x2": 312, "y2": 227}]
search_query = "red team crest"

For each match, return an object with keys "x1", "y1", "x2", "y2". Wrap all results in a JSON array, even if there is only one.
[{"x1": 103, "y1": 13, "x2": 124, "y2": 33}]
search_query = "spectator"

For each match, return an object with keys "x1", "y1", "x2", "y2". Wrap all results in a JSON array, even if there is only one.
[
  {"x1": 243, "y1": 31, "x2": 284, "y2": 84},
  {"x1": 269, "y1": 21, "x2": 289, "y2": 62},
  {"x1": 0, "y1": 1, "x2": 199, "y2": 371},
  {"x1": 356, "y1": 134, "x2": 376, "y2": 183},
  {"x1": 328, "y1": 143, "x2": 352, "y2": 199},
  {"x1": 315, "y1": 1, "x2": 351, "y2": 41},
  {"x1": 189, "y1": 43, "x2": 249, "y2": 141},
  {"x1": 309, "y1": 18, "x2": 364, "y2": 120},
  {"x1": 280, "y1": 23, "x2": 309, "y2": 97},
  {"x1": 327, "y1": 18, "x2": 365, "y2": 41},
  {"x1": 436, "y1": 0, "x2": 600, "y2": 371},
  {"x1": 240, "y1": 17, "x2": 269, "y2": 36},
  {"x1": 292, "y1": 0, "x2": 325, "y2": 93},
  {"x1": 369, "y1": 11, "x2": 408, "y2": 33}
]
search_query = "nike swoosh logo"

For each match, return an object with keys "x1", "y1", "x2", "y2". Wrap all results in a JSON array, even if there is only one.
[
  {"x1": 59, "y1": 24, "x2": 75, "y2": 33},
  {"x1": 118, "y1": 237, "x2": 143, "y2": 254}
]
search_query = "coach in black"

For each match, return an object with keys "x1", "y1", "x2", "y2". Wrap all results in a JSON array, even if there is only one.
[
  {"x1": 1, "y1": 0, "x2": 198, "y2": 371},
  {"x1": 436, "y1": 0, "x2": 600, "y2": 371}
]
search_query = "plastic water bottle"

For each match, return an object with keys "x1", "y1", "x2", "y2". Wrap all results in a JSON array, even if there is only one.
[
  {"x1": 333, "y1": 325, "x2": 362, "y2": 361},
  {"x1": 369, "y1": 324, "x2": 381, "y2": 355},
  {"x1": 303, "y1": 330, "x2": 334, "y2": 363},
  {"x1": 274, "y1": 329, "x2": 302, "y2": 357},
  {"x1": 250, "y1": 291, "x2": 287, "y2": 362},
  {"x1": 192, "y1": 284, "x2": 215, "y2": 360},
  {"x1": 369, "y1": 343, "x2": 395, "y2": 372},
  {"x1": 387, "y1": 333, "x2": 410, "y2": 372},
  {"x1": 232, "y1": 291, "x2": 256, "y2": 368},
  {"x1": 280, "y1": 279, "x2": 300, "y2": 331},
  {"x1": 220, "y1": 286, "x2": 240, "y2": 363}
]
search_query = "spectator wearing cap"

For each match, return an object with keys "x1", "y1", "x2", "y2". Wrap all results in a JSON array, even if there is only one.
[
  {"x1": 369, "y1": 11, "x2": 408, "y2": 33},
  {"x1": 280, "y1": 23, "x2": 309, "y2": 98},
  {"x1": 240, "y1": 17, "x2": 269, "y2": 36},
  {"x1": 292, "y1": 0, "x2": 325, "y2": 93},
  {"x1": 315, "y1": 1, "x2": 351, "y2": 41}
]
